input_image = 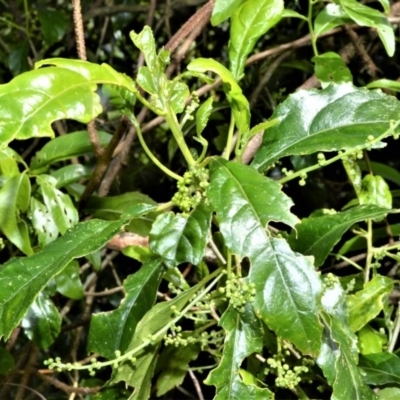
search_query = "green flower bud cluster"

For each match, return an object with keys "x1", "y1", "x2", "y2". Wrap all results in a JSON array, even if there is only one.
[
  {"x1": 164, "y1": 325, "x2": 219, "y2": 349},
  {"x1": 265, "y1": 353, "x2": 313, "y2": 390},
  {"x1": 322, "y1": 272, "x2": 339, "y2": 290},
  {"x1": 172, "y1": 167, "x2": 209, "y2": 214},
  {"x1": 184, "y1": 93, "x2": 200, "y2": 120},
  {"x1": 220, "y1": 275, "x2": 256, "y2": 313}
]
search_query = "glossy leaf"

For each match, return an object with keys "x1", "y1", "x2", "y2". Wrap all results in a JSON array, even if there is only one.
[
  {"x1": 0, "y1": 209, "x2": 151, "y2": 340},
  {"x1": 168, "y1": 80, "x2": 189, "y2": 114},
  {"x1": 21, "y1": 291, "x2": 61, "y2": 349},
  {"x1": 187, "y1": 58, "x2": 250, "y2": 134},
  {"x1": 314, "y1": 4, "x2": 352, "y2": 37},
  {"x1": 54, "y1": 260, "x2": 83, "y2": 300},
  {"x1": 205, "y1": 305, "x2": 273, "y2": 399},
  {"x1": 340, "y1": 0, "x2": 394, "y2": 56},
  {"x1": 252, "y1": 83, "x2": 400, "y2": 171},
  {"x1": 149, "y1": 203, "x2": 212, "y2": 267},
  {"x1": 196, "y1": 96, "x2": 214, "y2": 135},
  {"x1": 211, "y1": 0, "x2": 247, "y2": 25},
  {"x1": 37, "y1": 175, "x2": 78, "y2": 235},
  {"x1": 288, "y1": 205, "x2": 390, "y2": 267},
  {"x1": 313, "y1": 52, "x2": 352, "y2": 87},
  {"x1": 129, "y1": 27, "x2": 159, "y2": 73},
  {"x1": 229, "y1": 0, "x2": 283, "y2": 80},
  {"x1": 359, "y1": 352, "x2": 400, "y2": 385},
  {"x1": 282, "y1": 9, "x2": 307, "y2": 21},
  {"x1": 31, "y1": 130, "x2": 112, "y2": 172},
  {"x1": 156, "y1": 343, "x2": 201, "y2": 396},
  {"x1": 51, "y1": 164, "x2": 91, "y2": 188},
  {"x1": 0, "y1": 173, "x2": 33, "y2": 255},
  {"x1": 208, "y1": 158, "x2": 322, "y2": 355},
  {"x1": 346, "y1": 275, "x2": 393, "y2": 332},
  {"x1": 88, "y1": 258, "x2": 164, "y2": 359},
  {"x1": 358, "y1": 325, "x2": 387, "y2": 355}
]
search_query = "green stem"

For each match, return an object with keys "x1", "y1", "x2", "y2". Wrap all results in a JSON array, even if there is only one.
[
  {"x1": 307, "y1": 0, "x2": 318, "y2": 57},
  {"x1": 165, "y1": 107, "x2": 196, "y2": 167},
  {"x1": 364, "y1": 218, "x2": 373, "y2": 284},
  {"x1": 130, "y1": 114, "x2": 182, "y2": 181},
  {"x1": 223, "y1": 114, "x2": 235, "y2": 160}
]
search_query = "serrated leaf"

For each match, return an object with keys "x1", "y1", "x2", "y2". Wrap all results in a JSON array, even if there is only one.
[
  {"x1": 37, "y1": 175, "x2": 78, "y2": 235},
  {"x1": 54, "y1": 260, "x2": 83, "y2": 300},
  {"x1": 0, "y1": 173, "x2": 33, "y2": 255},
  {"x1": 346, "y1": 275, "x2": 393, "y2": 332},
  {"x1": 156, "y1": 343, "x2": 201, "y2": 396},
  {"x1": 21, "y1": 291, "x2": 61, "y2": 349},
  {"x1": 318, "y1": 313, "x2": 377, "y2": 400},
  {"x1": 0, "y1": 210, "x2": 150, "y2": 340},
  {"x1": 288, "y1": 205, "x2": 390, "y2": 267},
  {"x1": 252, "y1": 83, "x2": 400, "y2": 171},
  {"x1": 87, "y1": 258, "x2": 164, "y2": 359},
  {"x1": 229, "y1": 0, "x2": 283, "y2": 80},
  {"x1": 205, "y1": 305, "x2": 273, "y2": 399},
  {"x1": 359, "y1": 352, "x2": 400, "y2": 385},
  {"x1": 313, "y1": 52, "x2": 352, "y2": 87},
  {"x1": 340, "y1": 0, "x2": 394, "y2": 56},
  {"x1": 30, "y1": 130, "x2": 112, "y2": 172},
  {"x1": 314, "y1": 4, "x2": 352, "y2": 37},
  {"x1": 187, "y1": 58, "x2": 250, "y2": 134},
  {"x1": 149, "y1": 203, "x2": 212, "y2": 267},
  {"x1": 208, "y1": 158, "x2": 322, "y2": 355},
  {"x1": 211, "y1": 0, "x2": 247, "y2": 25}
]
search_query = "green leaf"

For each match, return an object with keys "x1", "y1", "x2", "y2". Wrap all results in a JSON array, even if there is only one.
[
  {"x1": 208, "y1": 158, "x2": 322, "y2": 355},
  {"x1": 0, "y1": 211, "x2": 149, "y2": 340},
  {"x1": 21, "y1": 291, "x2": 61, "y2": 349},
  {"x1": 37, "y1": 8, "x2": 68, "y2": 46},
  {"x1": 378, "y1": 387, "x2": 400, "y2": 400},
  {"x1": 314, "y1": 4, "x2": 352, "y2": 37},
  {"x1": 288, "y1": 205, "x2": 391, "y2": 267},
  {"x1": 359, "y1": 352, "x2": 400, "y2": 385},
  {"x1": 211, "y1": 0, "x2": 247, "y2": 25},
  {"x1": 30, "y1": 130, "x2": 112, "y2": 172},
  {"x1": 155, "y1": 343, "x2": 201, "y2": 396},
  {"x1": 51, "y1": 164, "x2": 91, "y2": 188},
  {"x1": 358, "y1": 325, "x2": 387, "y2": 355},
  {"x1": 367, "y1": 79, "x2": 400, "y2": 92},
  {"x1": 358, "y1": 161, "x2": 400, "y2": 187},
  {"x1": 340, "y1": 0, "x2": 395, "y2": 56},
  {"x1": 130, "y1": 27, "x2": 159, "y2": 72},
  {"x1": 205, "y1": 305, "x2": 273, "y2": 399},
  {"x1": 37, "y1": 175, "x2": 78, "y2": 235},
  {"x1": 229, "y1": 0, "x2": 283, "y2": 80},
  {"x1": 8, "y1": 42, "x2": 29, "y2": 76},
  {"x1": 359, "y1": 175, "x2": 392, "y2": 209},
  {"x1": 282, "y1": 9, "x2": 308, "y2": 21},
  {"x1": 252, "y1": 83, "x2": 400, "y2": 171},
  {"x1": 196, "y1": 96, "x2": 214, "y2": 135},
  {"x1": 149, "y1": 203, "x2": 212, "y2": 267},
  {"x1": 168, "y1": 80, "x2": 189, "y2": 114},
  {"x1": 0, "y1": 347, "x2": 15, "y2": 374},
  {"x1": 54, "y1": 260, "x2": 84, "y2": 300},
  {"x1": 346, "y1": 275, "x2": 393, "y2": 332},
  {"x1": 88, "y1": 258, "x2": 164, "y2": 359},
  {"x1": 0, "y1": 173, "x2": 33, "y2": 255},
  {"x1": 187, "y1": 58, "x2": 250, "y2": 134},
  {"x1": 313, "y1": 52, "x2": 352, "y2": 87}
]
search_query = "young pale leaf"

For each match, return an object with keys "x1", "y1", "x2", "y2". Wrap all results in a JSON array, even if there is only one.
[
  {"x1": 314, "y1": 4, "x2": 352, "y2": 37},
  {"x1": 288, "y1": 205, "x2": 391, "y2": 267},
  {"x1": 359, "y1": 161, "x2": 400, "y2": 187},
  {"x1": 205, "y1": 305, "x2": 273, "y2": 400},
  {"x1": 318, "y1": 314, "x2": 378, "y2": 400},
  {"x1": 37, "y1": 175, "x2": 78, "y2": 235},
  {"x1": 187, "y1": 58, "x2": 250, "y2": 134},
  {"x1": 130, "y1": 27, "x2": 158, "y2": 72},
  {"x1": 211, "y1": 0, "x2": 247, "y2": 25},
  {"x1": 88, "y1": 258, "x2": 164, "y2": 359},
  {"x1": 359, "y1": 353, "x2": 400, "y2": 385},
  {"x1": 30, "y1": 130, "x2": 111, "y2": 171},
  {"x1": 359, "y1": 175, "x2": 392, "y2": 209},
  {"x1": 378, "y1": 387, "x2": 400, "y2": 400},
  {"x1": 168, "y1": 80, "x2": 190, "y2": 114},
  {"x1": 54, "y1": 260, "x2": 83, "y2": 300},
  {"x1": 0, "y1": 173, "x2": 33, "y2": 255},
  {"x1": 229, "y1": 0, "x2": 284, "y2": 80},
  {"x1": 155, "y1": 343, "x2": 201, "y2": 397},
  {"x1": 252, "y1": 83, "x2": 400, "y2": 171},
  {"x1": 340, "y1": 0, "x2": 394, "y2": 56},
  {"x1": 21, "y1": 291, "x2": 61, "y2": 349},
  {"x1": 313, "y1": 52, "x2": 352, "y2": 87},
  {"x1": 208, "y1": 158, "x2": 322, "y2": 355},
  {"x1": 358, "y1": 325, "x2": 387, "y2": 355},
  {"x1": 30, "y1": 198, "x2": 59, "y2": 248},
  {"x1": 346, "y1": 275, "x2": 393, "y2": 332},
  {"x1": 149, "y1": 203, "x2": 212, "y2": 267},
  {"x1": 282, "y1": 9, "x2": 308, "y2": 21},
  {"x1": 196, "y1": 96, "x2": 214, "y2": 135},
  {"x1": 0, "y1": 207, "x2": 152, "y2": 340}
]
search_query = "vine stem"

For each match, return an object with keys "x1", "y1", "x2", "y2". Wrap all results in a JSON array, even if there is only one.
[
  {"x1": 224, "y1": 114, "x2": 236, "y2": 160},
  {"x1": 388, "y1": 300, "x2": 400, "y2": 352},
  {"x1": 364, "y1": 218, "x2": 373, "y2": 284},
  {"x1": 307, "y1": 0, "x2": 319, "y2": 56}
]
